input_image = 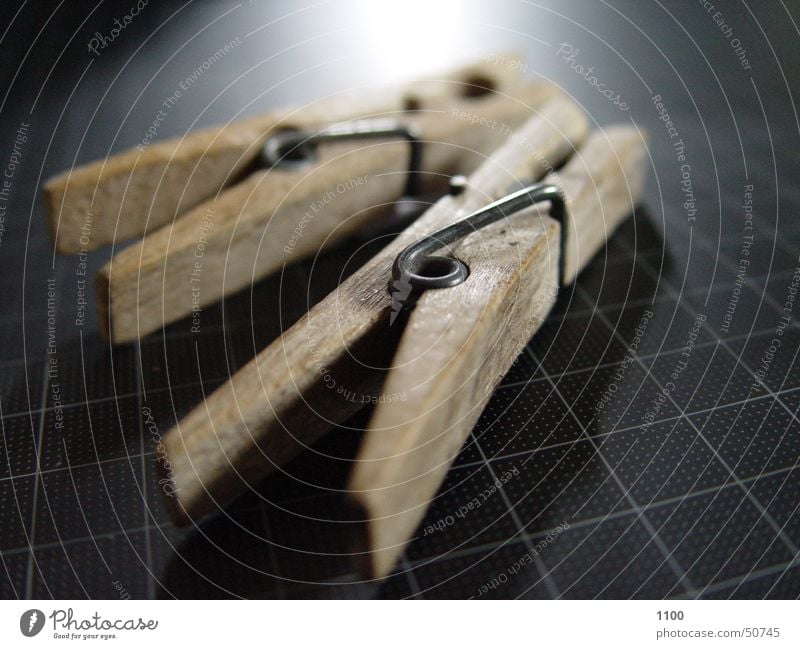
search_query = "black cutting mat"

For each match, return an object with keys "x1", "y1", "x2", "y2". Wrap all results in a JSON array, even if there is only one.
[{"x1": 1, "y1": 1, "x2": 799, "y2": 599}]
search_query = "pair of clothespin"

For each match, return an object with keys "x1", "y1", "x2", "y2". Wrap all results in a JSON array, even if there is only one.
[
  {"x1": 44, "y1": 55, "x2": 647, "y2": 579},
  {"x1": 44, "y1": 56, "x2": 556, "y2": 343}
]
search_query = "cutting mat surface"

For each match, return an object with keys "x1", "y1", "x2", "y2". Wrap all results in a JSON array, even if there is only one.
[{"x1": 0, "y1": 1, "x2": 798, "y2": 598}]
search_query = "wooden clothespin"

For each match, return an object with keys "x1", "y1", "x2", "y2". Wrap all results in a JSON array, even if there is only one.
[
  {"x1": 156, "y1": 87, "x2": 648, "y2": 577},
  {"x1": 43, "y1": 56, "x2": 558, "y2": 343}
]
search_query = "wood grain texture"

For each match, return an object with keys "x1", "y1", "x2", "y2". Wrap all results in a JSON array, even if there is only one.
[
  {"x1": 159, "y1": 95, "x2": 589, "y2": 526},
  {"x1": 349, "y1": 125, "x2": 649, "y2": 578},
  {"x1": 97, "y1": 78, "x2": 558, "y2": 343},
  {"x1": 557, "y1": 125, "x2": 649, "y2": 284},
  {"x1": 44, "y1": 56, "x2": 528, "y2": 254}
]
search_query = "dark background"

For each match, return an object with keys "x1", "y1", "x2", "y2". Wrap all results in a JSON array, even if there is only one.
[{"x1": 1, "y1": 0, "x2": 798, "y2": 598}]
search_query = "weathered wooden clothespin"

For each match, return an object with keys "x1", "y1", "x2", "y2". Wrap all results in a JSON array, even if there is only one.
[{"x1": 43, "y1": 56, "x2": 557, "y2": 343}]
